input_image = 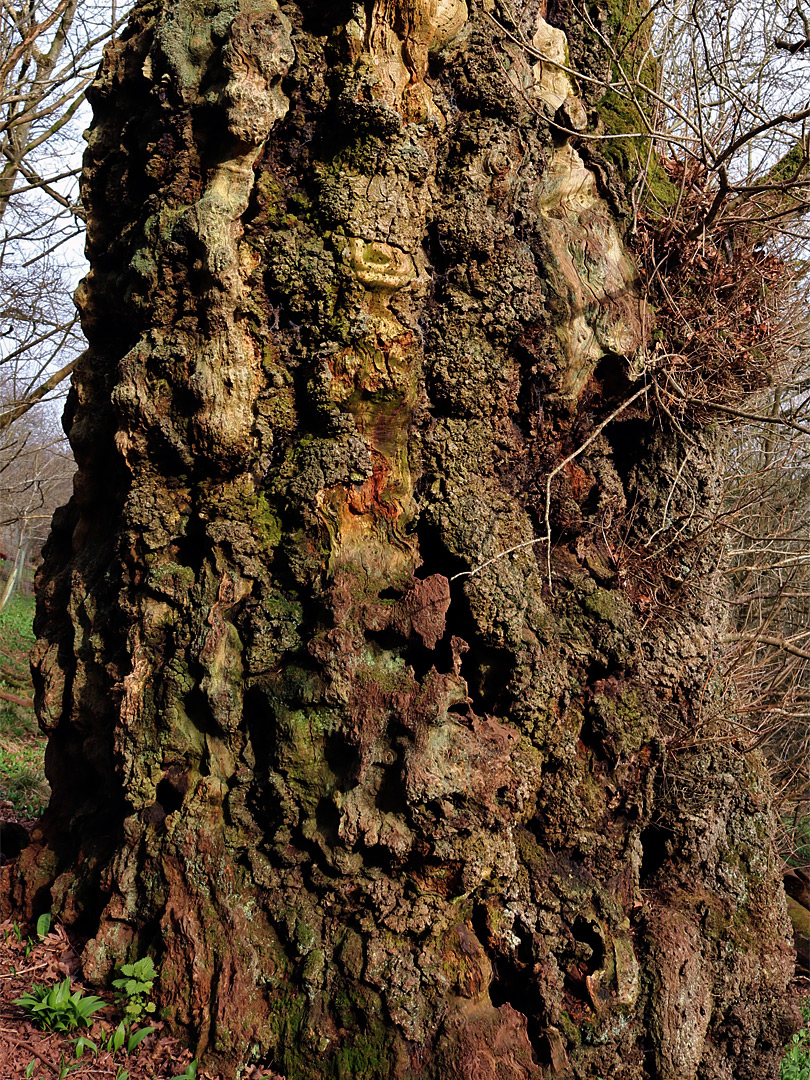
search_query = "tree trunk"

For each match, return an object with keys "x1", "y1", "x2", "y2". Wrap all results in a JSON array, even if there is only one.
[
  {"x1": 11, "y1": 2, "x2": 798, "y2": 1077},
  {"x1": 0, "y1": 537, "x2": 30, "y2": 613}
]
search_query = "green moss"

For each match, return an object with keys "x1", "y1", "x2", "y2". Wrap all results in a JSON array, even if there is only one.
[
  {"x1": 301, "y1": 948, "x2": 325, "y2": 985},
  {"x1": 129, "y1": 246, "x2": 159, "y2": 289},
  {"x1": 515, "y1": 825, "x2": 549, "y2": 875},
  {"x1": 600, "y1": 0, "x2": 648, "y2": 51},
  {"x1": 582, "y1": 586, "x2": 631, "y2": 628},
  {"x1": 271, "y1": 663, "x2": 321, "y2": 704},
  {"x1": 559, "y1": 1010, "x2": 582, "y2": 1048},
  {"x1": 267, "y1": 990, "x2": 309, "y2": 1074},
  {"x1": 252, "y1": 170, "x2": 288, "y2": 227},
  {"x1": 589, "y1": 685, "x2": 653, "y2": 756},
  {"x1": 254, "y1": 493, "x2": 282, "y2": 549},
  {"x1": 331, "y1": 987, "x2": 353, "y2": 1028},
  {"x1": 159, "y1": 695, "x2": 206, "y2": 755},
  {"x1": 273, "y1": 704, "x2": 340, "y2": 812},
  {"x1": 287, "y1": 707, "x2": 338, "y2": 741},
  {"x1": 357, "y1": 652, "x2": 409, "y2": 693},
  {"x1": 147, "y1": 560, "x2": 196, "y2": 594},
  {"x1": 766, "y1": 139, "x2": 809, "y2": 187},
  {"x1": 267, "y1": 986, "x2": 396, "y2": 1080},
  {"x1": 330, "y1": 1019, "x2": 394, "y2": 1080},
  {"x1": 595, "y1": 91, "x2": 677, "y2": 208},
  {"x1": 337, "y1": 135, "x2": 387, "y2": 177},
  {"x1": 588, "y1": 0, "x2": 678, "y2": 208},
  {"x1": 292, "y1": 912, "x2": 319, "y2": 955}
]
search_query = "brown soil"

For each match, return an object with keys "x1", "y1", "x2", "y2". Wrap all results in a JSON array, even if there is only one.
[{"x1": 0, "y1": 916, "x2": 252, "y2": 1079}]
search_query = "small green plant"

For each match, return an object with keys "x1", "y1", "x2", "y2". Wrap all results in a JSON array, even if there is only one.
[
  {"x1": 112, "y1": 956, "x2": 157, "y2": 1025},
  {"x1": 101, "y1": 1017, "x2": 156, "y2": 1056},
  {"x1": 105, "y1": 956, "x2": 158, "y2": 1058},
  {"x1": 34, "y1": 912, "x2": 51, "y2": 939},
  {"x1": 781, "y1": 999, "x2": 810, "y2": 1080},
  {"x1": 56, "y1": 1050, "x2": 85, "y2": 1079},
  {"x1": 72, "y1": 1035, "x2": 98, "y2": 1059},
  {"x1": 22, "y1": 912, "x2": 52, "y2": 959},
  {"x1": 14, "y1": 978, "x2": 106, "y2": 1032}
]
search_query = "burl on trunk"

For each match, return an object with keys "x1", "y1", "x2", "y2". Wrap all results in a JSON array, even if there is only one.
[{"x1": 8, "y1": 1, "x2": 798, "y2": 1078}]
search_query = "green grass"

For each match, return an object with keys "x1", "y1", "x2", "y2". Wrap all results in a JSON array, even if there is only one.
[
  {"x1": 0, "y1": 589, "x2": 36, "y2": 688},
  {"x1": 781, "y1": 999, "x2": 810, "y2": 1080},
  {"x1": 0, "y1": 589, "x2": 36, "y2": 640},
  {"x1": 0, "y1": 591, "x2": 48, "y2": 818}
]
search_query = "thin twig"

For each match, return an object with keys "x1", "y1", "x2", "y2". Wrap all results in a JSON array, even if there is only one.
[
  {"x1": 450, "y1": 537, "x2": 548, "y2": 584},
  {"x1": 690, "y1": 399, "x2": 810, "y2": 437},
  {"x1": 0, "y1": 961, "x2": 47, "y2": 979},
  {"x1": 544, "y1": 385, "x2": 650, "y2": 590},
  {"x1": 0, "y1": 1031, "x2": 56, "y2": 1072},
  {"x1": 0, "y1": 687, "x2": 33, "y2": 708},
  {"x1": 723, "y1": 632, "x2": 810, "y2": 661},
  {"x1": 451, "y1": 385, "x2": 650, "y2": 590},
  {"x1": 644, "y1": 448, "x2": 693, "y2": 546}
]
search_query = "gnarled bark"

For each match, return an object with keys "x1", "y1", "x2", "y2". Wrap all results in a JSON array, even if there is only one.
[{"x1": 10, "y1": 2, "x2": 798, "y2": 1078}]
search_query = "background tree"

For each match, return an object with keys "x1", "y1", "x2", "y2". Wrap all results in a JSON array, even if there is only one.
[
  {"x1": 0, "y1": 0, "x2": 119, "y2": 605},
  {"x1": 0, "y1": 0, "x2": 119, "y2": 421},
  {"x1": 7, "y1": 2, "x2": 804, "y2": 1079},
  {"x1": 722, "y1": 386, "x2": 810, "y2": 854},
  {"x1": 0, "y1": 402, "x2": 74, "y2": 611}
]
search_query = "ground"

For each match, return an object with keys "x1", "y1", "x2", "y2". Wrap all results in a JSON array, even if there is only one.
[{"x1": 0, "y1": 914, "x2": 249, "y2": 1079}]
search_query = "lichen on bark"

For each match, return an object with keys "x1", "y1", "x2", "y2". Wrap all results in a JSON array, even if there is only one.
[{"x1": 8, "y1": 1, "x2": 799, "y2": 1078}]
